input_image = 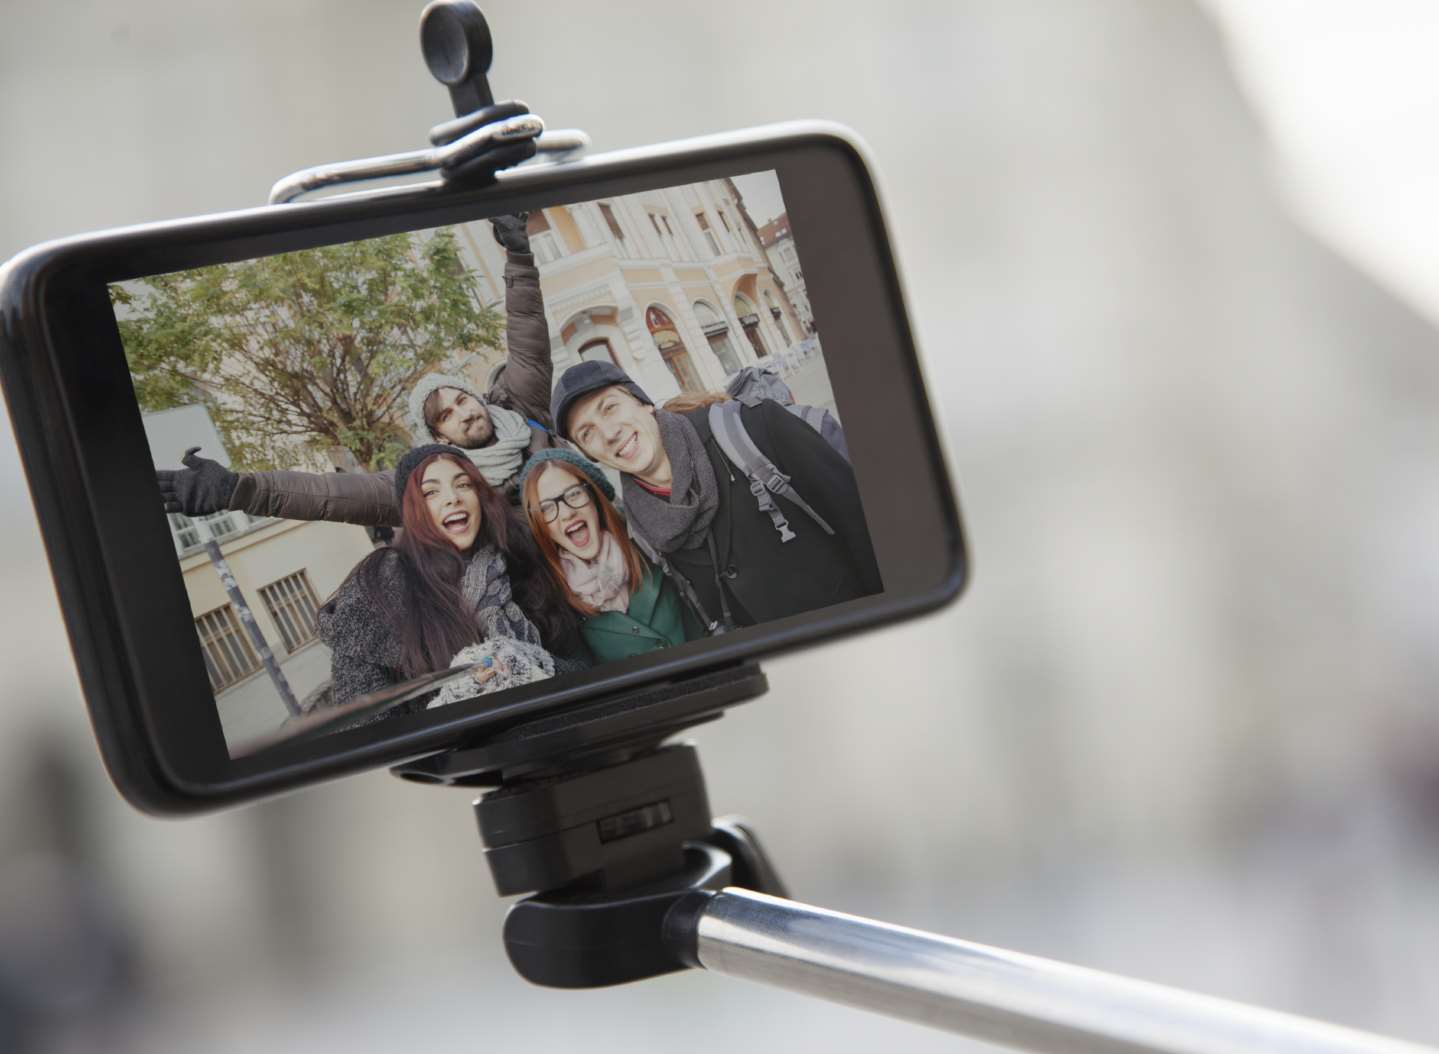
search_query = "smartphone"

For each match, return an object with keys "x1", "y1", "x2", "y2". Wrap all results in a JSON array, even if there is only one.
[{"x1": 0, "y1": 121, "x2": 967, "y2": 814}]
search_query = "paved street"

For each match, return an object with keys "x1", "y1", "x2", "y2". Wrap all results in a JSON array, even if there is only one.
[{"x1": 772, "y1": 339, "x2": 838, "y2": 417}]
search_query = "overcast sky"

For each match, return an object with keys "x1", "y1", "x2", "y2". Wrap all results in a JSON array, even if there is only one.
[{"x1": 730, "y1": 170, "x2": 787, "y2": 226}]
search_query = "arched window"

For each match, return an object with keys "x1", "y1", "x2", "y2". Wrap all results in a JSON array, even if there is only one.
[
  {"x1": 693, "y1": 300, "x2": 741, "y2": 375},
  {"x1": 762, "y1": 289, "x2": 791, "y2": 345},
  {"x1": 578, "y1": 338, "x2": 618, "y2": 366},
  {"x1": 733, "y1": 293, "x2": 768, "y2": 358},
  {"x1": 646, "y1": 305, "x2": 702, "y2": 392}
]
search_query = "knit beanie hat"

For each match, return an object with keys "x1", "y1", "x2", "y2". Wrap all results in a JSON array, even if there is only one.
[
  {"x1": 393, "y1": 444, "x2": 472, "y2": 502},
  {"x1": 515, "y1": 448, "x2": 615, "y2": 501},
  {"x1": 549, "y1": 360, "x2": 653, "y2": 441},
  {"x1": 406, "y1": 371, "x2": 487, "y2": 444}
]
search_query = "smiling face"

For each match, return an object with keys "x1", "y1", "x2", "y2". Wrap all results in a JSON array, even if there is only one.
[
  {"x1": 566, "y1": 386, "x2": 669, "y2": 485},
  {"x1": 535, "y1": 463, "x2": 602, "y2": 561},
  {"x1": 428, "y1": 386, "x2": 495, "y2": 447},
  {"x1": 420, "y1": 456, "x2": 482, "y2": 550}
]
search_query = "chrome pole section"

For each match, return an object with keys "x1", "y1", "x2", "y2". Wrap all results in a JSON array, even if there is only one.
[{"x1": 691, "y1": 889, "x2": 1434, "y2": 1054}]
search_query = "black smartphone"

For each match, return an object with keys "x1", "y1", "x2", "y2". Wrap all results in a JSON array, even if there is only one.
[{"x1": 0, "y1": 122, "x2": 967, "y2": 814}]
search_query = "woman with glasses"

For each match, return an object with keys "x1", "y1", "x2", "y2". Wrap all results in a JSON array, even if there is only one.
[{"x1": 518, "y1": 450, "x2": 704, "y2": 664}]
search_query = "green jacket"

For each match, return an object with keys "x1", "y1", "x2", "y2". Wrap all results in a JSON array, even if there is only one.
[{"x1": 580, "y1": 561, "x2": 702, "y2": 663}]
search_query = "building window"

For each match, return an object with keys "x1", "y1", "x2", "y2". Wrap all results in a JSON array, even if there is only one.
[
  {"x1": 527, "y1": 210, "x2": 563, "y2": 265},
  {"x1": 646, "y1": 305, "x2": 702, "y2": 392},
  {"x1": 599, "y1": 203, "x2": 628, "y2": 258},
  {"x1": 695, "y1": 212, "x2": 720, "y2": 256},
  {"x1": 578, "y1": 338, "x2": 618, "y2": 366},
  {"x1": 765, "y1": 290, "x2": 792, "y2": 345},
  {"x1": 169, "y1": 510, "x2": 249, "y2": 555},
  {"x1": 170, "y1": 512, "x2": 202, "y2": 552},
  {"x1": 693, "y1": 300, "x2": 741, "y2": 374},
  {"x1": 195, "y1": 603, "x2": 261, "y2": 694},
  {"x1": 647, "y1": 210, "x2": 681, "y2": 259},
  {"x1": 717, "y1": 208, "x2": 740, "y2": 252},
  {"x1": 258, "y1": 571, "x2": 321, "y2": 653},
  {"x1": 734, "y1": 293, "x2": 769, "y2": 358}
]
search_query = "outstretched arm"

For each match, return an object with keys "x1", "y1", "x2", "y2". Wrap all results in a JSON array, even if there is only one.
[
  {"x1": 156, "y1": 448, "x2": 400, "y2": 527},
  {"x1": 230, "y1": 468, "x2": 401, "y2": 528}
]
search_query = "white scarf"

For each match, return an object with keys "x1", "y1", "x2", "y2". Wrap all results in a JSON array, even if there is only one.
[
  {"x1": 558, "y1": 531, "x2": 631, "y2": 614},
  {"x1": 464, "y1": 404, "x2": 533, "y2": 487}
]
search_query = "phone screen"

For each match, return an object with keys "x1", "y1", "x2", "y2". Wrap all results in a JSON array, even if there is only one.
[{"x1": 108, "y1": 170, "x2": 883, "y2": 758}]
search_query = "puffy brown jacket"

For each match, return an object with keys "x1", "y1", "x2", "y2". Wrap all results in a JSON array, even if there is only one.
[{"x1": 226, "y1": 252, "x2": 553, "y2": 527}]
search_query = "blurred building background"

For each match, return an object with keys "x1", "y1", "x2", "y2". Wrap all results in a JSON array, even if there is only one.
[{"x1": 2, "y1": 1, "x2": 1438, "y2": 1051}]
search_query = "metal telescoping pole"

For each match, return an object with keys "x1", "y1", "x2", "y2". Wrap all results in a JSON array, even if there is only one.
[{"x1": 689, "y1": 889, "x2": 1435, "y2": 1054}]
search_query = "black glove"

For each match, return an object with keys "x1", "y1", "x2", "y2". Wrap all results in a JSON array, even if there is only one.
[
  {"x1": 491, "y1": 213, "x2": 531, "y2": 255},
  {"x1": 156, "y1": 446, "x2": 239, "y2": 516}
]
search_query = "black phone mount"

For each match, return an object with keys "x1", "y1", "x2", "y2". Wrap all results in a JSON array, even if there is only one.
[{"x1": 392, "y1": 660, "x2": 784, "y2": 987}]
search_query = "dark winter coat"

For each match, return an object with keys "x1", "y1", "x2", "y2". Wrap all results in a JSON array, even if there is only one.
[
  {"x1": 579, "y1": 559, "x2": 702, "y2": 663},
  {"x1": 226, "y1": 251, "x2": 555, "y2": 526},
  {"x1": 314, "y1": 546, "x2": 587, "y2": 725},
  {"x1": 660, "y1": 400, "x2": 881, "y2": 628}
]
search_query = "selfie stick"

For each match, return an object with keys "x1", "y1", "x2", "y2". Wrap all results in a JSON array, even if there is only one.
[
  {"x1": 391, "y1": 662, "x2": 1431, "y2": 1054},
  {"x1": 272, "y1": 5, "x2": 1436, "y2": 1050}
]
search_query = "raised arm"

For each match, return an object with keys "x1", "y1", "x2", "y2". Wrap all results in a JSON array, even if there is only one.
[{"x1": 489, "y1": 242, "x2": 556, "y2": 428}]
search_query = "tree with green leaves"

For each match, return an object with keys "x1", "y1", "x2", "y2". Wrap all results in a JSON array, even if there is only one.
[{"x1": 112, "y1": 229, "x2": 502, "y2": 471}]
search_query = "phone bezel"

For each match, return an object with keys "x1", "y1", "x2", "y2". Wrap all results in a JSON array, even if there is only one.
[{"x1": 0, "y1": 123, "x2": 968, "y2": 813}]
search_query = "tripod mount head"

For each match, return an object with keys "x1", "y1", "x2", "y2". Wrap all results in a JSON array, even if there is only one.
[{"x1": 390, "y1": 662, "x2": 784, "y2": 987}]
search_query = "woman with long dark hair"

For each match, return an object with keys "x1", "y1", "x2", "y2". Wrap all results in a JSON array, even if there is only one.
[
  {"x1": 317, "y1": 444, "x2": 585, "y2": 721},
  {"x1": 518, "y1": 449, "x2": 703, "y2": 663}
]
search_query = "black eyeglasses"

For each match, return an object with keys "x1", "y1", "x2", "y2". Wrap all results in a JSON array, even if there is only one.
[{"x1": 538, "y1": 483, "x2": 593, "y2": 522}]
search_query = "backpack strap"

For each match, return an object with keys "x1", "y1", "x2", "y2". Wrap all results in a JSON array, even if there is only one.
[
  {"x1": 707, "y1": 402, "x2": 835, "y2": 544},
  {"x1": 628, "y1": 529, "x2": 731, "y2": 635},
  {"x1": 787, "y1": 403, "x2": 826, "y2": 433}
]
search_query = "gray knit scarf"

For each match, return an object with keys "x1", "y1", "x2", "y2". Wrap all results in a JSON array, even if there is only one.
[
  {"x1": 463, "y1": 404, "x2": 534, "y2": 488},
  {"x1": 620, "y1": 410, "x2": 719, "y2": 554},
  {"x1": 459, "y1": 543, "x2": 543, "y2": 647}
]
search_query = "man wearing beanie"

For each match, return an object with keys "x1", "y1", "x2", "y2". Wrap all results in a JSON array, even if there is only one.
[
  {"x1": 158, "y1": 214, "x2": 557, "y2": 525},
  {"x1": 550, "y1": 360, "x2": 881, "y2": 630}
]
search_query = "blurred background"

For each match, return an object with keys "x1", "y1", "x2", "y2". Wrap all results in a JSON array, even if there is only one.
[{"x1": 3, "y1": 1, "x2": 1439, "y2": 1050}]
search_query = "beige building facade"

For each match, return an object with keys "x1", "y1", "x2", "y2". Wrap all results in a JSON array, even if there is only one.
[
  {"x1": 172, "y1": 510, "x2": 375, "y2": 745},
  {"x1": 144, "y1": 405, "x2": 375, "y2": 745},
  {"x1": 757, "y1": 212, "x2": 814, "y2": 332},
  {"x1": 452, "y1": 174, "x2": 811, "y2": 404}
]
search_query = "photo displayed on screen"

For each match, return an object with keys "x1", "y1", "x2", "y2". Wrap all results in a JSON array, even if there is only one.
[{"x1": 109, "y1": 171, "x2": 882, "y2": 757}]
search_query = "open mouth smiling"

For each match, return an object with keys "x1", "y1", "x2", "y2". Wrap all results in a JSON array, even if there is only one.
[
  {"x1": 563, "y1": 519, "x2": 592, "y2": 549},
  {"x1": 615, "y1": 431, "x2": 639, "y2": 461},
  {"x1": 442, "y1": 511, "x2": 471, "y2": 535}
]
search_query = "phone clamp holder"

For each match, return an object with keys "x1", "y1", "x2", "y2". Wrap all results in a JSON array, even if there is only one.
[
  {"x1": 268, "y1": 0, "x2": 588, "y2": 205},
  {"x1": 392, "y1": 660, "x2": 787, "y2": 988}
]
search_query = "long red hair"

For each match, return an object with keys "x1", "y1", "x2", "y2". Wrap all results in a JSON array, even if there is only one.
[{"x1": 522, "y1": 460, "x2": 646, "y2": 617}]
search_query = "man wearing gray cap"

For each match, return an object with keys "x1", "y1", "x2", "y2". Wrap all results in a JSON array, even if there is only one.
[
  {"x1": 157, "y1": 215, "x2": 557, "y2": 524},
  {"x1": 550, "y1": 360, "x2": 880, "y2": 631}
]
